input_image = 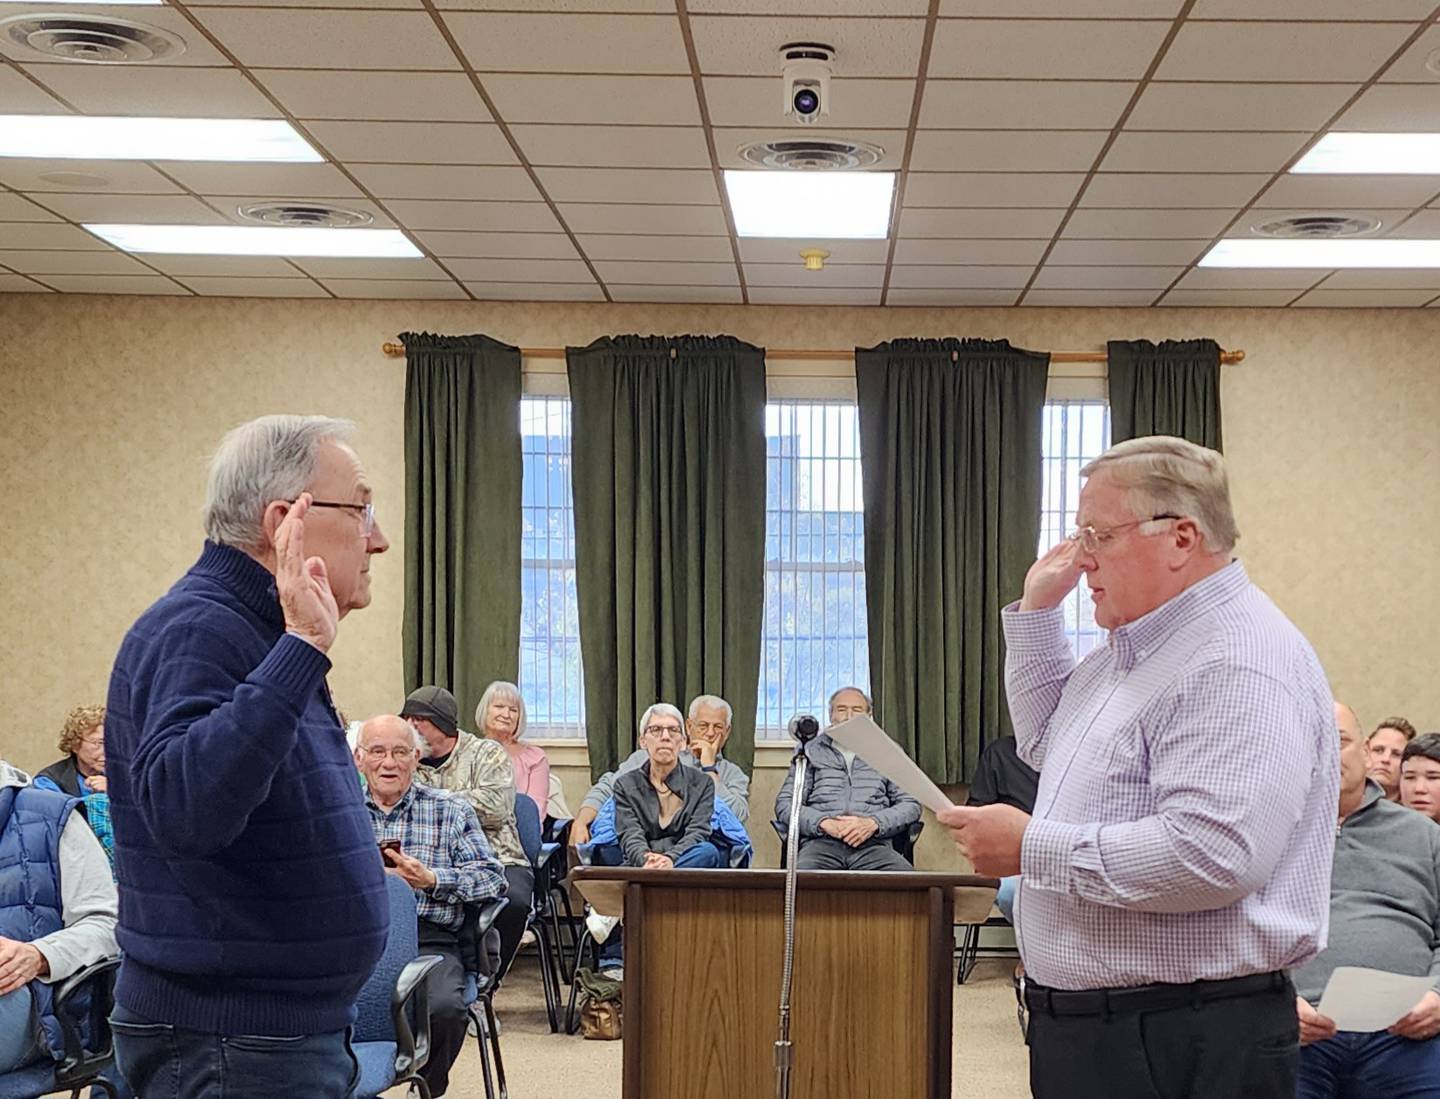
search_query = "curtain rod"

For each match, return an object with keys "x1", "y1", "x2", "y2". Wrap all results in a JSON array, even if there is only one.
[{"x1": 380, "y1": 342, "x2": 1245, "y2": 364}]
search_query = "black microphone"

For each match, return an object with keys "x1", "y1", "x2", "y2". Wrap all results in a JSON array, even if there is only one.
[{"x1": 788, "y1": 714, "x2": 820, "y2": 743}]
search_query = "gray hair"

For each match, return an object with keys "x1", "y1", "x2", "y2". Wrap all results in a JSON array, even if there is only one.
[
  {"x1": 359, "y1": 714, "x2": 426, "y2": 753},
  {"x1": 687, "y1": 694, "x2": 732, "y2": 724},
  {"x1": 1080, "y1": 435, "x2": 1239, "y2": 555},
  {"x1": 638, "y1": 703, "x2": 685, "y2": 737},
  {"x1": 827, "y1": 686, "x2": 872, "y2": 712},
  {"x1": 203, "y1": 414, "x2": 355, "y2": 551},
  {"x1": 475, "y1": 680, "x2": 528, "y2": 740}
]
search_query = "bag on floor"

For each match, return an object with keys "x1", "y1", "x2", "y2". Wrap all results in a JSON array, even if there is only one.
[{"x1": 575, "y1": 968, "x2": 623, "y2": 1041}]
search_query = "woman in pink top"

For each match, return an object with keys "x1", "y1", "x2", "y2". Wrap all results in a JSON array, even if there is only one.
[{"x1": 476, "y1": 680, "x2": 549, "y2": 817}]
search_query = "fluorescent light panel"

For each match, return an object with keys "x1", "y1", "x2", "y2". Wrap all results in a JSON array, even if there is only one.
[
  {"x1": 724, "y1": 170, "x2": 894, "y2": 239},
  {"x1": 1293, "y1": 133, "x2": 1440, "y2": 175},
  {"x1": 87, "y1": 224, "x2": 424, "y2": 258},
  {"x1": 0, "y1": 117, "x2": 321, "y2": 162},
  {"x1": 1201, "y1": 238, "x2": 1440, "y2": 268}
]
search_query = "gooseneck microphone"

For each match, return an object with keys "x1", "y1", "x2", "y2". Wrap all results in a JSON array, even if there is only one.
[{"x1": 775, "y1": 712, "x2": 820, "y2": 1098}]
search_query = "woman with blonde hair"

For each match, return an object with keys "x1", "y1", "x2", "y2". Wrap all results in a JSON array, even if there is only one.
[
  {"x1": 475, "y1": 681, "x2": 549, "y2": 816},
  {"x1": 36, "y1": 704, "x2": 107, "y2": 796}
]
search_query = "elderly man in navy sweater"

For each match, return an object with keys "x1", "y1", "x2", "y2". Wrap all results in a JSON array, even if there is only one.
[{"x1": 105, "y1": 415, "x2": 392, "y2": 1099}]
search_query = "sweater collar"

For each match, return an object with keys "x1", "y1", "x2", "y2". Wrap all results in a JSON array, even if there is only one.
[
  {"x1": 194, "y1": 541, "x2": 284, "y2": 628},
  {"x1": 1341, "y1": 778, "x2": 1386, "y2": 827},
  {"x1": 641, "y1": 758, "x2": 688, "y2": 794}
]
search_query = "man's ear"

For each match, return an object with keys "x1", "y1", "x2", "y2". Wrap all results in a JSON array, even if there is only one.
[
  {"x1": 1169, "y1": 518, "x2": 1204, "y2": 566},
  {"x1": 260, "y1": 499, "x2": 290, "y2": 548}
]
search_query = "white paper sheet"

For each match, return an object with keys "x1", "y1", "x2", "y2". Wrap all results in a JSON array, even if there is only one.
[
  {"x1": 1316, "y1": 966, "x2": 1435, "y2": 1032},
  {"x1": 826, "y1": 714, "x2": 955, "y2": 814}
]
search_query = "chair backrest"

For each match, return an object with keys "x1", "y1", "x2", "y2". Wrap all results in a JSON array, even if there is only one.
[
  {"x1": 353, "y1": 873, "x2": 419, "y2": 1043},
  {"x1": 513, "y1": 790, "x2": 543, "y2": 868}
]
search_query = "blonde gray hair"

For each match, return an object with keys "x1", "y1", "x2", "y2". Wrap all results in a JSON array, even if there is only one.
[
  {"x1": 638, "y1": 703, "x2": 685, "y2": 738},
  {"x1": 1081, "y1": 435, "x2": 1239, "y2": 554},
  {"x1": 475, "y1": 681, "x2": 528, "y2": 741},
  {"x1": 687, "y1": 694, "x2": 732, "y2": 724}
]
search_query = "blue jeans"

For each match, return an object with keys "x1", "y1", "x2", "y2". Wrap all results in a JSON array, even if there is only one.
[
  {"x1": 0, "y1": 986, "x2": 38, "y2": 1072},
  {"x1": 1298, "y1": 1030, "x2": 1440, "y2": 1098},
  {"x1": 110, "y1": 1006, "x2": 358, "y2": 1099},
  {"x1": 591, "y1": 840, "x2": 724, "y2": 965}
]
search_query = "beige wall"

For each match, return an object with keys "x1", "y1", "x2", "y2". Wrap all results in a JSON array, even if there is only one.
[{"x1": 3, "y1": 292, "x2": 1437, "y2": 863}]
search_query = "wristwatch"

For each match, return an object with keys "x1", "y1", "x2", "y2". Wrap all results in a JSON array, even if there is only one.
[{"x1": 701, "y1": 764, "x2": 719, "y2": 773}]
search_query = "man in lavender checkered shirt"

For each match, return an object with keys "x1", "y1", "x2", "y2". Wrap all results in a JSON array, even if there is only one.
[{"x1": 941, "y1": 436, "x2": 1338, "y2": 1099}]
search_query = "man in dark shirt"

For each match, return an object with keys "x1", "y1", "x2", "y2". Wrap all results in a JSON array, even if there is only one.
[{"x1": 966, "y1": 735, "x2": 1040, "y2": 921}]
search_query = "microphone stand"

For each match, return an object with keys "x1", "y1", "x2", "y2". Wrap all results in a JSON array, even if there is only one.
[{"x1": 774, "y1": 741, "x2": 809, "y2": 1099}]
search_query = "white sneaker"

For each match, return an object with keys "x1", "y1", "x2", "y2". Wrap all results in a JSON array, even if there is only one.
[{"x1": 585, "y1": 911, "x2": 620, "y2": 944}]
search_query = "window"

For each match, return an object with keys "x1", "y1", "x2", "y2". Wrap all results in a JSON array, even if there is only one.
[
  {"x1": 756, "y1": 401, "x2": 868, "y2": 737},
  {"x1": 519, "y1": 396, "x2": 584, "y2": 736},
  {"x1": 1039, "y1": 400, "x2": 1112, "y2": 661}
]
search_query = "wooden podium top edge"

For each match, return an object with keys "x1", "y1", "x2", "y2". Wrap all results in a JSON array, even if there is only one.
[{"x1": 571, "y1": 867, "x2": 999, "y2": 892}]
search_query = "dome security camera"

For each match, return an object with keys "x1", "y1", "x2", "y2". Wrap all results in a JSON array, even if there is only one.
[{"x1": 780, "y1": 42, "x2": 834, "y2": 126}]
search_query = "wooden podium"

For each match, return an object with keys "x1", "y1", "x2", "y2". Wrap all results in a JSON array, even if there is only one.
[{"x1": 572, "y1": 868, "x2": 997, "y2": 1099}]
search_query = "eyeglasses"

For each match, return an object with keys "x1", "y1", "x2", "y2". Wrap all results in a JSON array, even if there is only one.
[
  {"x1": 642, "y1": 725, "x2": 684, "y2": 740},
  {"x1": 1068, "y1": 513, "x2": 1180, "y2": 555},
  {"x1": 302, "y1": 499, "x2": 376, "y2": 537},
  {"x1": 690, "y1": 721, "x2": 728, "y2": 734},
  {"x1": 362, "y1": 745, "x2": 417, "y2": 762}
]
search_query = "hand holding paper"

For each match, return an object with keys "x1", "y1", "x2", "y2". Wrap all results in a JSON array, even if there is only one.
[{"x1": 1316, "y1": 967, "x2": 1438, "y2": 1033}]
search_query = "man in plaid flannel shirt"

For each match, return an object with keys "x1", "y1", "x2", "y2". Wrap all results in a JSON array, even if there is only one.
[{"x1": 357, "y1": 714, "x2": 505, "y2": 1099}]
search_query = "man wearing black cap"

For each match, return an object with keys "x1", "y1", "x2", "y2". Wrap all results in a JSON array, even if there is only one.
[{"x1": 403, "y1": 686, "x2": 534, "y2": 977}]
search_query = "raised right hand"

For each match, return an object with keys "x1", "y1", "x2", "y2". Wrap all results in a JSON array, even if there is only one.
[
  {"x1": 274, "y1": 493, "x2": 338, "y2": 653},
  {"x1": 1019, "y1": 538, "x2": 1083, "y2": 612},
  {"x1": 1296, "y1": 996, "x2": 1336, "y2": 1046}
]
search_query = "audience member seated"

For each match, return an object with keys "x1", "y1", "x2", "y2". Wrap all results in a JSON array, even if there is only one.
[
  {"x1": 1367, "y1": 716, "x2": 1418, "y2": 802},
  {"x1": 775, "y1": 686, "x2": 921, "y2": 872},
  {"x1": 965, "y1": 735, "x2": 1040, "y2": 922},
  {"x1": 356, "y1": 715, "x2": 506, "y2": 1099},
  {"x1": 0, "y1": 758, "x2": 117, "y2": 1074},
  {"x1": 35, "y1": 705, "x2": 108, "y2": 797},
  {"x1": 1293, "y1": 703, "x2": 1440, "y2": 1099},
  {"x1": 477, "y1": 680, "x2": 549, "y2": 817},
  {"x1": 1401, "y1": 733, "x2": 1440, "y2": 824},
  {"x1": 571, "y1": 694, "x2": 750, "y2": 845},
  {"x1": 405, "y1": 685, "x2": 534, "y2": 979}
]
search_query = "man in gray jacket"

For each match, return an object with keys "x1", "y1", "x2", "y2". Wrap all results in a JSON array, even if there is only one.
[
  {"x1": 1293, "y1": 702, "x2": 1440, "y2": 1097},
  {"x1": 775, "y1": 687, "x2": 921, "y2": 871}
]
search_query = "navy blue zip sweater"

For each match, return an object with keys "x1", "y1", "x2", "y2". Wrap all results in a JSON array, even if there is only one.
[{"x1": 106, "y1": 541, "x2": 388, "y2": 1036}]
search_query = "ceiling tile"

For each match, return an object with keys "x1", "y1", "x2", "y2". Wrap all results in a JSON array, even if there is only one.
[
  {"x1": 0, "y1": 67, "x2": 66, "y2": 113},
  {"x1": 1159, "y1": 288, "x2": 1299, "y2": 306},
  {"x1": 511, "y1": 125, "x2": 712, "y2": 169},
  {"x1": 911, "y1": 131, "x2": 1109, "y2": 172},
  {"x1": 559, "y1": 202, "x2": 728, "y2": 234},
  {"x1": 160, "y1": 163, "x2": 363, "y2": 199},
  {"x1": 1324, "y1": 269, "x2": 1440, "y2": 289},
  {"x1": 0, "y1": 161, "x2": 180, "y2": 195},
  {"x1": 535, "y1": 167, "x2": 719, "y2": 204},
  {"x1": 1081, "y1": 172, "x2": 1269, "y2": 208},
  {"x1": 942, "y1": 0, "x2": 1182, "y2": 12},
  {"x1": 41, "y1": 274, "x2": 184, "y2": 295},
  {"x1": 1062, "y1": 208, "x2": 1237, "y2": 238},
  {"x1": 0, "y1": 223, "x2": 109, "y2": 250},
  {"x1": 193, "y1": 0, "x2": 425, "y2": 7},
  {"x1": 1127, "y1": 82, "x2": 1358, "y2": 132},
  {"x1": 1032, "y1": 265, "x2": 1184, "y2": 289},
  {"x1": 1046, "y1": 239, "x2": 1207, "y2": 264},
  {"x1": 592, "y1": 259, "x2": 737, "y2": 285},
  {"x1": 749, "y1": 287, "x2": 882, "y2": 305},
  {"x1": 34, "y1": 193, "x2": 229, "y2": 224},
  {"x1": 885, "y1": 287, "x2": 1019, "y2": 305},
  {"x1": 1023, "y1": 289, "x2": 1158, "y2": 306},
  {"x1": 737, "y1": 237, "x2": 890, "y2": 263},
  {"x1": 445, "y1": 12, "x2": 687, "y2": 72},
  {"x1": 904, "y1": 172, "x2": 1084, "y2": 208},
  {"x1": 23, "y1": 65, "x2": 279, "y2": 118},
  {"x1": 579, "y1": 234, "x2": 733, "y2": 261},
  {"x1": 305, "y1": 122, "x2": 515, "y2": 166},
  {"x1": 1254, "y1": 174, "x2": 1440, "y2": 208},
  {"x1": 464, "y1": 281, "x2": 608, "y2": 300},
  {"x1": 1381, "y1": 26, "x2": 1440, "y2": 83},
  {"x1": 481, "y1": 75, "x2": 700, "y2": 125},
  {"x1": 0, "y1": 273, "x2": 51, "y2": 292},
  {"x1": 898, "y1": 207, "x2": 1065, "y2": 239},
  {"x1": 1100, "y1": 131, "x2": 1308, "y2": 173},
  {"x1": 1192, "y1": 0, "x2": 1436, "y2": 18},
  {"x1": 415, "y1": 231, "x2": 580, "y2": 259},
  {"x1": 182, "y1": 276, "x2": 331, "y2": 297},
  {"x1": 290, "y1": 257, "x2": 446, "y2": 279},
  {"x1": 191, "y1": 10, "x2": 459, "y2": 69},
  {"x1": 436, "y1": 0, "x2": 673, "y2": 8},
  {"x1": 690, "y1": 16, "x2": 924, "y2": 77},
  {"x1": 1389, "y1": 210, "x2": 1440, "y2": 235},
  {"x1": 743, "y1": 263, "x2": 884, "y2": 288},
  {"x1": 1335, "y1": 84, "x2": 1440, "y2": 131},
  {"x1": 1173, "y1": 267, "x2": 1318, "y2": 290},
  {"x1": 0, "y1": 194, "x2": 59, "y2": 222},
  {"x1": 714, "y1": 128, "x2": 907, "y2": 170},
  {"x1": 142, "y1": 254, "x2": 304, "y2": 276},
  {"x1": 893, "y1": 238, "x2": 1048, "y2": 264},
  {"x1": 201, "y1": 195, "x2": 398, "y2": 228},
  {"x1": 920, "y1": 80, "x2": 1134, "y2": 131},
  {"x1": 928, "y1": 20, "x2": 1170, "y2": 79},
  {"x1": 0, "y1": 249, "x2": 146, "y2": 275},
  {"x1": 608, "y1": 283, "x2": 743, "y2": 303},
  {"x1": 1156, "y1": 22, "x2": 1414, "y2": 82},
  {"x1": 0, "y1": 10, "x2": 231, "y2": 66},
  {"x1": 1241, "y1": 206, "x2": 1406, "y2": 234},
  {"x1": 1294, "y1": 288, "x2": 1437, "y2": 307},
  {"x1": 324, "y1": 279, "x2": 467, "y2": 299},
  {"x1": 693, "y1": 0, "x2": 926, "y2": 10},
  {"x1": 346, "y1": 164, "x2": 538, "y2": 201},
  {"x1": 888, "y1": 265, "x2": 1033, "y2": 288},
  {"x1": 381, "y1": 199, "x2": 561, "y2": 231},
  {"x1": 257, "y1": 71, "x2": 490, "y2": 122},
  {"x1": 443, "y1": 257, "x2": 596, "y2": 281},
  {"x1": 704, "y1": 76, "x2": 913, "y2": 128}
]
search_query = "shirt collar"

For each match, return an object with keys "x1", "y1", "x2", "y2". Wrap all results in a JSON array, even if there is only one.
[
  {"x1": 641, "y1": 759, "x2": 688, "y2": 793},
  {"x1": 1108, "y1": 559, "x2": 1248, "y2": 671},
  {"x1": 368, "y1": 781, "x2": 420, "y2": 817}
]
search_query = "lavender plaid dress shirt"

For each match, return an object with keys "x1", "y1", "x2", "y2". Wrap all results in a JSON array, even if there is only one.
[{"x1": 1005, "y1": 561, "x2": 1338, "y2": 991}]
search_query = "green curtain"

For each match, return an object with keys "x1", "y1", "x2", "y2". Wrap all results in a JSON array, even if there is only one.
[
  {"x1": 401, "y1": 332, "x2": 523, "y2": 715},
  {"x1": 855, "y1": 338, "x2": 1049, "y2": 784},
  {"x1": 567, "y1": 335, "x2": 766, "y2": 779},
  {"x1": 1107, "y1": 338, "x2": 1223, "y2": 450}
]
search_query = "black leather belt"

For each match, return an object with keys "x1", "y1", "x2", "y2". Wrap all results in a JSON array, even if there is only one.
[{"x1": 1022, "y1": 970, "x2": 1290, "y2": 1018}]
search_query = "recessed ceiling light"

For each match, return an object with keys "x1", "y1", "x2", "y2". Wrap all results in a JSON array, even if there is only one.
[
  {"x1": 0, "y1": 116, "x2": 321, "y2": 162},
  {"x1": 1201, "y1": 238, "x2": 1440, "y2": 268},
  {"x1": 724, "y1": 169, "x2": 894, "y2": 239},
  {"x1": 1292, "y1": 133, "x2": 1440, "y2": 175},
  {"x1": 86, "y1": 224, "x2": 423, "y2": 258}
]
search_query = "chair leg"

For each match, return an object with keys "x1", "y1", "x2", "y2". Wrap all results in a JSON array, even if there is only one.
[
  {"x1": 957, "y1": 924, "x2": 979, "y2": 985},
  {"x1": 484, "y1": 992, "x2": 508, "y2": 1099},
  {"x1": 471, "y1": 1002, "x2": 497, "y2": 1099},
  {"x1": 396, "y1": 1074, "x2": 432, "y2": 1099},
  {"x1": 554, "y1": 882, "x2": 581, "y2": 962},
  {"x1": 534, "y1": 920, "x2": 561, "y2": 1033}
]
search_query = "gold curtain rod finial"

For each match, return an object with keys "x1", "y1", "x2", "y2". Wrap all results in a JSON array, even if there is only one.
[
  {"x1": 1222, "y1": 349, "x2": 1245, "y2": 364},
  {"x1": 383, "y1": 341, "x2": 405, "y2": 357}
]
